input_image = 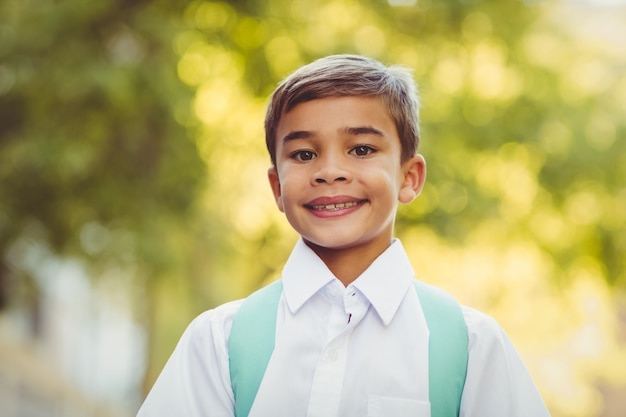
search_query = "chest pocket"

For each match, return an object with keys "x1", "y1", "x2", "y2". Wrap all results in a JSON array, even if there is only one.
[{"x1": 368, "y1": 396, "x2": 431, "y2": 417}]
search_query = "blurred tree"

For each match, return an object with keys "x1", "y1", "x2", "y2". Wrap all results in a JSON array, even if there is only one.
[{"x1": 0, "y1": 0, "x2": 211, "y2": 394}]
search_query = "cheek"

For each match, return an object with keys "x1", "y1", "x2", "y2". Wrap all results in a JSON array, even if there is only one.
[
  {"x1": 378, "y1": 169, "x2": 402, "y2": 193},
  {"x1": 276, "y1": 174, "x2": 296, "y2": 212}
]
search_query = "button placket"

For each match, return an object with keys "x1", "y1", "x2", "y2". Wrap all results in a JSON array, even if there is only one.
[{"x1": 307, "y1": 336, "x2": 349, "y2": 417}]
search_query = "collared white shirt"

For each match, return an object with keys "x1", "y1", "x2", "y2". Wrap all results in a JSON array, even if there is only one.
[{"x1": 137, "y1": 239, "x2": 550, "y2": 417}]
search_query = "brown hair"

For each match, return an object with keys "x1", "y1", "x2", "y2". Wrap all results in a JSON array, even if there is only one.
[{"x1": 264, "y1": 54, "x2": 420, "y2": 166}]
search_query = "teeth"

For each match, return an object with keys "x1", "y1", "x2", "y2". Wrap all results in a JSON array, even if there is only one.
[{"x1": 312, "y1": 201, "x2": 359, "y2": 211}]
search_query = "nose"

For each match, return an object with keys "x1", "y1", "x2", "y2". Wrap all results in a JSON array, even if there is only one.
[
  {"x1": 312, "y1": 155, "x2": 352, "y2": 185},
  {"x1": 315, "y1": 175, "x2": 346, "y2": 184}
]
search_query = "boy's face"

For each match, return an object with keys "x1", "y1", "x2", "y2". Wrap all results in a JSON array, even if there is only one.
[{"x1": 268, "y1": 96, "x2": 425, "y2": 258}]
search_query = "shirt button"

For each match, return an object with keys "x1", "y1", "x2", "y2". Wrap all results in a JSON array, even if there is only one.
[{"x1": 327, "y1": 349, "x2": 339, "y2": 362}]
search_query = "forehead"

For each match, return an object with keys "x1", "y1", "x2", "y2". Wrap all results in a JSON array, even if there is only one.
[{"x1": 276, "y1": 96, "x2": 397, "y2": 141}]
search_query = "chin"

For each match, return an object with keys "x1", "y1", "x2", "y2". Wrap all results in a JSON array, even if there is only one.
[{"x1": 303, "y1": 236, "x2": 371, "y2": 251}]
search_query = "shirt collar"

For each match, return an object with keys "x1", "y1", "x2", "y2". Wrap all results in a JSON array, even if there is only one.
[
  {"x1": 282, "y1": 239, "x2": 336, "y2": 313},
  {"x1": 282, "y1": 238, "x2": 415, "y2": 325},
  {"x1": 350, "y1": 239, "x2": 415, "y2": 325}
]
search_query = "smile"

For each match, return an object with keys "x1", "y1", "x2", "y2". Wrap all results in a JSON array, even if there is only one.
[{"x1": 310, "y1": 201, "x2": 360, "y2": 211}]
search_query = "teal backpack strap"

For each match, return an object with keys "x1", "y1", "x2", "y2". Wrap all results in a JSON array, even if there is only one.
[
  {"x1": 415, "y1": 280, "x2": 469, "y2": 417},
  {"x1": 228, "y1": 280, "x2": 283, "y2": 417}
]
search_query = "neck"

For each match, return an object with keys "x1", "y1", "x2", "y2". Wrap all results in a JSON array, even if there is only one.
[{"x1": 304, "y1": 239, "x2": 393, "y2": 286}]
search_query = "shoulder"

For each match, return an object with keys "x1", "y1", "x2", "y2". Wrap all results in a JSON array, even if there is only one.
[
  {"x1": 460, "y1": 305, "x2": 511, "y2": 350},
  {"x1": 460, "y1": 305, "x2": 535, "y2": 392},
  {"x1": 137, "y1": 299, "x2": 247, "y2": 415},
  {"x1": 187, "y1": 280, "x2": 283, "y2": 344},
  {"x1": 183, "y1": 298, "x2": 245, "y2": 347},
  {"x1": 461, "y1": 305, "x2": 503, "y2": 336},
  {"x1": 200, "y1": 298, "x2": 244, "y2": 324},
  {"x1": 459, "y1": 306, "x2": 551, "y2": 415}
]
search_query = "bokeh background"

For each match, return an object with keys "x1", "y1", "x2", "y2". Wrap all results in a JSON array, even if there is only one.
[{"x1": 1, "y1": 0, "x2": 625, "y2": 416}]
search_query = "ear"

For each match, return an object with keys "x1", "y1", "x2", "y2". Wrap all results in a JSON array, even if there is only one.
[
  {"x1": 398, "y1": 154, "x2": 427, "y2": 204},
  {"x1": 268, "y1": 166, "x2": 285, "y2": 212}
]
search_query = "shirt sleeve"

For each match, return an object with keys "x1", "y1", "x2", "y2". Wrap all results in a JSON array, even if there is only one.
[
  {"x1": 136, "y1": 300, "x2": 242, "y2": 417},
  {"x1": 460, "y1": 307, "x2": 551, "y2": 417}
]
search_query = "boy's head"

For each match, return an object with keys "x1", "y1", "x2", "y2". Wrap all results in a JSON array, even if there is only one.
[{"x1": 264, "y1": 54, "x2": 420, "y2": 167}]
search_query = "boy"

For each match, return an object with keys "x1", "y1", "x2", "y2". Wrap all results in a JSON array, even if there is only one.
[{"x1": 137, "y1": 54, "x2": 550, "y2": 417}]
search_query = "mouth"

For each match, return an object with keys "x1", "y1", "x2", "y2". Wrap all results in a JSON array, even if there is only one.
[
  {"x1": 309, "y1": 201, "x2": 362, "y2": 211},
  {"x1": 304, "y1": 197, "x2": 367, "y2": 215}
]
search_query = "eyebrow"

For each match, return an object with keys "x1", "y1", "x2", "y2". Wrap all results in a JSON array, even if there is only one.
[
  {"x1": 282, "y1": 130, "x2": 312, "y2": 144},
  {"x1": 339, "y1": 125, "x2": 385, "y2": 137},
  {"x1": 281, "y1": 125, "x2": 385, "y2": 144}
]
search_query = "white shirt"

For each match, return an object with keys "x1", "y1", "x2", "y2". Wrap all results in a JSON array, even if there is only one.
[{"x1": 137, "y1": 239, "x2": 550, "y2": 417}]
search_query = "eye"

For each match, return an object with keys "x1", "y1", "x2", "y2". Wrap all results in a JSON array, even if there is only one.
[
  {"x1": 291, "y1": 150, "x2": 317, "y2": 162},
  {"x1": 350, "y1": 145, "x2": 376, "y2": 157}
]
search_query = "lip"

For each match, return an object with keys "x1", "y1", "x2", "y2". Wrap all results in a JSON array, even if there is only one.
[{"x1": 304, "y1": 195, "x2": 367, "y2": 217}]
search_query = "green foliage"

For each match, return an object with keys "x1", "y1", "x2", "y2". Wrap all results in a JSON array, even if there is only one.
[{"x1": 0, "y1": 0, "x2": 205, "y2": 275}]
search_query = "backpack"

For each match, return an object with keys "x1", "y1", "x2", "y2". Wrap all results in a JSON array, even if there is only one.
[{"x1": 229, "y1": 280, "x2": 468, "y2": 417}]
